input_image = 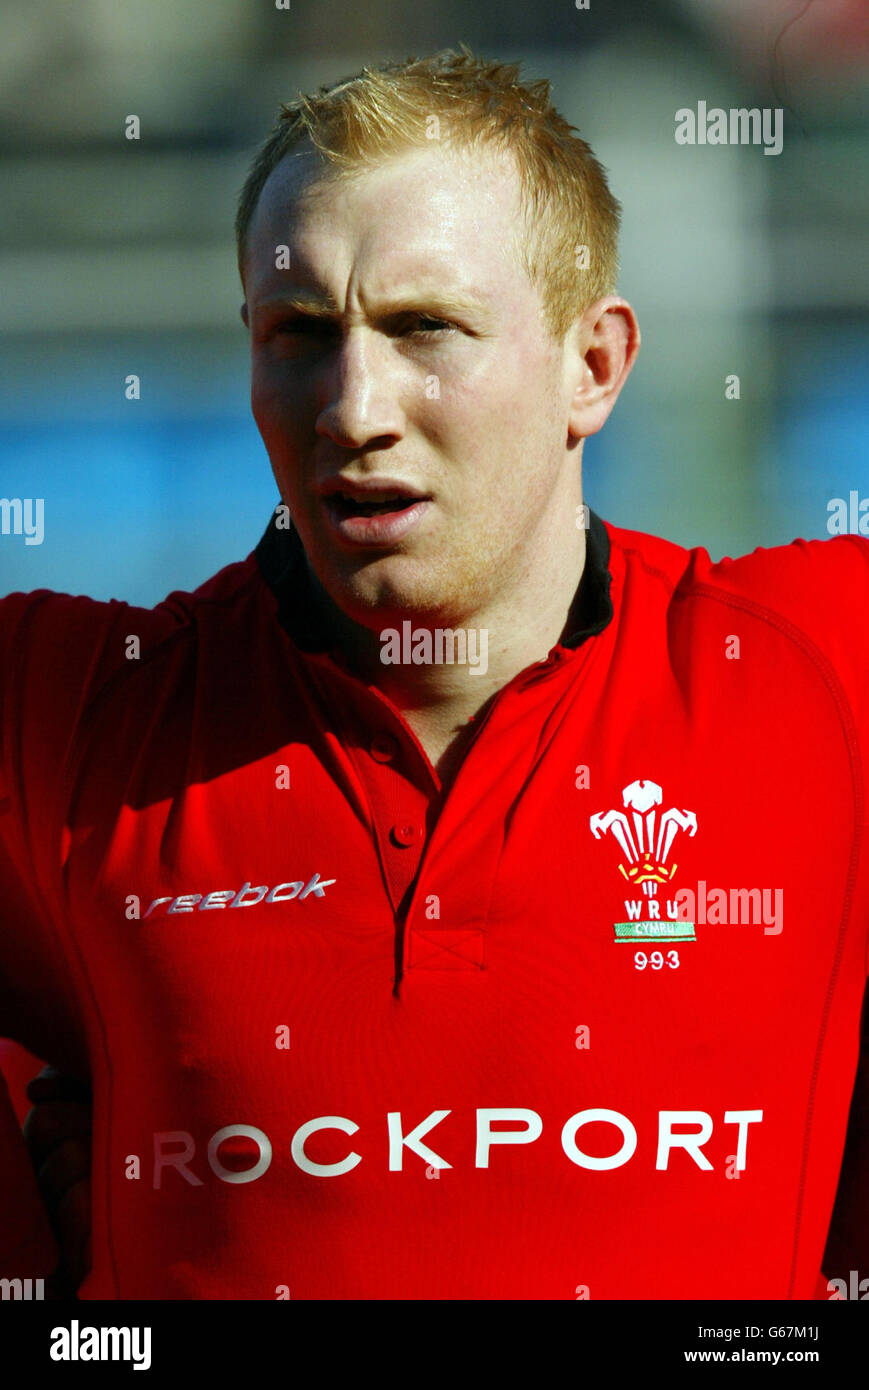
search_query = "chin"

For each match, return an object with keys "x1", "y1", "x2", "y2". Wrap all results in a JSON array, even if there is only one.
[
  {"x1": 331, "y1": 569, "x2": 461, "y2": 630},
  {"x1": 305, "y1": 529, "x2": 473, "y2": 624},
  {"x1": 339, "y1": 579, "x2": 442, "y2": 629}
]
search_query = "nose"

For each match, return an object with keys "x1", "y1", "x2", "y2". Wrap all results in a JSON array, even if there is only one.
[{"x1": 314, "y1": 326, "x2": 406, "y2": 450}]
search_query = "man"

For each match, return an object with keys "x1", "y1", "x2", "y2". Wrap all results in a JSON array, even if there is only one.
[{"x1": 1, "y1": 48, "x2": 867, "y2": 1300}]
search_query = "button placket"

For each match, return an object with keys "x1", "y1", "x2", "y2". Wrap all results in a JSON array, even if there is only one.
[
  {"x1": 391, "y1": 822, "x2": 424, "y2": 849},
  {"x1": 370, "y1": 732, "x2": 398, "y2": 763}
]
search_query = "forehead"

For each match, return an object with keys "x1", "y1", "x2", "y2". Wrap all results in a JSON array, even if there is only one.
[{"x1": 244, "y1": 139, "x2": 528, "y2": 298}]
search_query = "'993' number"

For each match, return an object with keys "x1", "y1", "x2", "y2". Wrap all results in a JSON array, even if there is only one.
[{"x1": 634, "y1": 950, "x2": 680, "y2": 971}]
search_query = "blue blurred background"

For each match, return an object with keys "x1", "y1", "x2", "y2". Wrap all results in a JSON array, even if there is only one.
[{"x1": 1, "y1": 0, "x2": 867, "y2": 605}]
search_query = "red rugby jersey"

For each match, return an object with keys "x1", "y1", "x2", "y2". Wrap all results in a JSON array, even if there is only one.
[{"x1": 0, "y1": 509, "x2": 867, "y2": 1300}]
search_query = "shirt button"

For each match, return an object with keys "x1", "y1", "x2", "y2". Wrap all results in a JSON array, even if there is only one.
[
  {"x1": 370, "y1": 733, "x2": 399, "y2": 763},
  {"x1": 391, "y1": 822, "x2": 423, "y2": 848}
]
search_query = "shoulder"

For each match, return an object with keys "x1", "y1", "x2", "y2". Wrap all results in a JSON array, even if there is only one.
[
  {"x1": 0, "y1": 552, "x2": 262, "y2": 680},
  {"x1": 0, "y1": 553, "x2": 264, "y2": 796},
  {"x1": 605, "y1": 519, "x2": 869, "y2": 650}
]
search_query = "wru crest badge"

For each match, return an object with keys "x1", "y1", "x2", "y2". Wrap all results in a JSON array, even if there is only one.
[{"x1": 590, "y1": 779, "x2": 698, "y2": 943}]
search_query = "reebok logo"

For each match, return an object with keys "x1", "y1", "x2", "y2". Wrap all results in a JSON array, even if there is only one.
[{"x1": 143, "y1": 872, "x2": 336, "y2": 920}]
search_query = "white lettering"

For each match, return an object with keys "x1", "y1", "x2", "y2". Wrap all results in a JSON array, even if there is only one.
[
  {"x1": 291, "y1": 1116, "x2": 361, "y2": 1176},
  {"x1": 723, "y1": 1110, "x2": 763, "y2": 1171},
  {"x1": 388, "y1": 1110, "x2": 452, "y2": 1170},
  {"x1": 153, "y1": 1131, "x2": 203, "y2": 1189},
  {"x1": 49, "y1": 1322, "x2": 151, "y2": 1371},
  {"x1": 562, "y1": 1109, "x2": 637, "y2": 1170},
  {"x1": 656, "y1": 1111, "x2": 714, "y2": 1170},
  {"x1": 476, "y1": 1109, "x2": 542, "y2": 1167},
  {"x1": 207, "y1": 1124, "x2": 272, "y2": 1185}
]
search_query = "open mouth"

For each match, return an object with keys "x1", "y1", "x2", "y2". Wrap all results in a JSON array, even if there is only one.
[{"x1": 328, "y1": 493, "x2": 425, "y2": 518}]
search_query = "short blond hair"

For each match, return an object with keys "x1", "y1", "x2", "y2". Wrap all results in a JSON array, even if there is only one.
[{"x1": 235, "y1": 45, "x2": 621, "y2": 340}]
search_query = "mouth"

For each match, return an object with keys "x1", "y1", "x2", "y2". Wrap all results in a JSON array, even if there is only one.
[
  {"x1": 326, "y1": 492, "x2": 426, "y2": 520},
  {"x1": 319, "y1": 487, "x2": 433, "y2": 546}
]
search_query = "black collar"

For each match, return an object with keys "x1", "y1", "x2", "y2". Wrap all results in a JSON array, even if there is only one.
[{"x1": 255, "y1": 506, "x2": 613, "y2": 653}]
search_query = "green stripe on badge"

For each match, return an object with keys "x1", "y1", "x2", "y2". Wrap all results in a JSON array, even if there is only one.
[{"x1": 613, "y1": 921, "x2": 696, "y2": 942}]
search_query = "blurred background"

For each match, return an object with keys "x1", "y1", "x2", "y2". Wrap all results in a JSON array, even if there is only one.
[{"x1": 0, "y1": 0, "x2": 867, "y2": 615}]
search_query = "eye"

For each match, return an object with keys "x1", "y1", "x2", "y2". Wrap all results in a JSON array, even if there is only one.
[
  {"x1": 274, "y1": 318, "x2": 333, "y2": 336},
  {"x1": 264, "y1": 313, "x2": 458, "y2": 349},
  {"x1": 264, "y1": 318, "x2": 336, "y2": 357},
  {"x1": 405, "y1": 315, "x2": 457, "y2": 339}
]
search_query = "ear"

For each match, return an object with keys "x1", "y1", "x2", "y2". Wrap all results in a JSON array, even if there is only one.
[
  {"x1": 240, "y1": 302, "x2": 250, "y2": 329},
  {"x1": 566, "y1": 297, "x2": 641, "y2": 441}
]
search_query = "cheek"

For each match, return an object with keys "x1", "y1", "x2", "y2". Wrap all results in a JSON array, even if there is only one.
[
  {"x1": 436, "y1": 381, "x2": 541, "y2": 492},
  {"x1": 251, "y1": 367, "x2": 299, "y2": 441},
  {"x1": 445, "y1": 343, "x2": 553, "y2": 432}
]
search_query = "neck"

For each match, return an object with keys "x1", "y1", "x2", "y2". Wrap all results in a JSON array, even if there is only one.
[{"x1": 304, "y1": 499, "x2": 589, "y2": 777}]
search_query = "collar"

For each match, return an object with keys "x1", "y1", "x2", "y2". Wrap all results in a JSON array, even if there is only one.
[{"x1": 255, "y1": 506, "x2": 613, "y2": 654}]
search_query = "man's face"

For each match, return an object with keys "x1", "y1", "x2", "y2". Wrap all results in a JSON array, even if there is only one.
[{"x1": 243, "y1": 139, "x2": 577, "y2": 630}]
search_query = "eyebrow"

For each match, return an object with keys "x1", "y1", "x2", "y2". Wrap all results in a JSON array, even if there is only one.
[{"x1": 252, "y1": 288, "x2": 490, "y2": 323}]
